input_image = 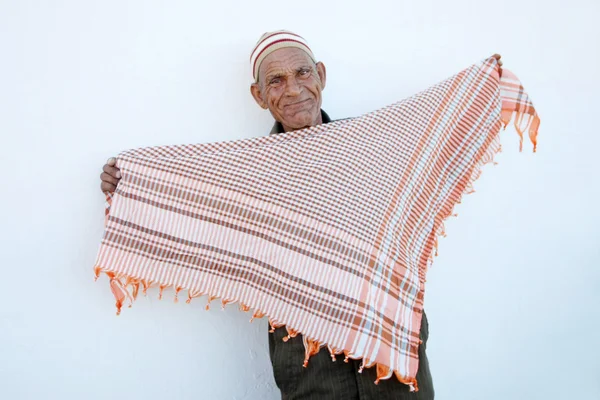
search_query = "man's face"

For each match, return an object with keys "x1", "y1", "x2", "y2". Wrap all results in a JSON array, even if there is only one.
[{"x1": 250, "y1": 47, "x2": 326, "y2": 132}]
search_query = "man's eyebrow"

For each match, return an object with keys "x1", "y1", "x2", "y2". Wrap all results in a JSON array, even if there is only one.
[
  {"x1": 265, "y1": 72, "x2": 285, "y2": 81},
  {"x1": 265, "y1": 65, "x2": 312, "y2": 80}
]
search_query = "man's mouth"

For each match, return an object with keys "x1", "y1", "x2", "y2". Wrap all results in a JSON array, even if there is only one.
[{"x1": 284, "y1": 99, "x2": 311, "y2": 108}]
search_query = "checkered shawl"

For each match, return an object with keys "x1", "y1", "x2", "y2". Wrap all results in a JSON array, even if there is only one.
[{"x1": 93, "y1": 57, "x2": 539, "y2": 391}]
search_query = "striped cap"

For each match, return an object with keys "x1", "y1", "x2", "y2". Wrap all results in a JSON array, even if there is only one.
[{"x1": 250, "y1": 30, "x2": 316, "y2": 82}]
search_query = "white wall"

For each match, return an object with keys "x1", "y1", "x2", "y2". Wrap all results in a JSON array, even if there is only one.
[{"x1": 1, "y1": 1, "x2": 598, "y2": 399}]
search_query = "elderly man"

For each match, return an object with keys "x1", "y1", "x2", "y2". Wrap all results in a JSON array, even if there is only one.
[{"x1": 100, "y1": 30, "x2": 502, "y2": 399}]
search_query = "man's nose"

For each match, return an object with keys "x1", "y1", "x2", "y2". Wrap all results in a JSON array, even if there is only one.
[{"x1": 284, "y1": 77, "x2": 302, "y2": 97}]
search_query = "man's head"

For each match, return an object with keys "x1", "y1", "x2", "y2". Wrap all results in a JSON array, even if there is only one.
[{"x1": 249, "y1": 30, "x2": 326, "y2": 132}]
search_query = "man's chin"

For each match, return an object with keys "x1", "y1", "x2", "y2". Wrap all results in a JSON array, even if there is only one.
[{"x1": 282, "y1": 112, "x2": 319, "y2": 130}]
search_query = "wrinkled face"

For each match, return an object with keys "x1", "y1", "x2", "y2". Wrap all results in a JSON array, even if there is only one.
[{"x1": 250, "y1": 47, "x2": 327, "y2": 132}]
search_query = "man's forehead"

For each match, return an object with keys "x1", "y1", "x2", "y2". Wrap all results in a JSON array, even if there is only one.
[{"x1": 259, "y1": 48, "x2": 314, "y2": 77}]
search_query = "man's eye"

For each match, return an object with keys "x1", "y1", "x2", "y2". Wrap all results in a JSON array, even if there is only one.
[
  {"x1": 270, "y1": 78, "x2": 281, "y2": 85},
  {"x1": 299, "y1": 69, "x2": 310, "y2": 76}
]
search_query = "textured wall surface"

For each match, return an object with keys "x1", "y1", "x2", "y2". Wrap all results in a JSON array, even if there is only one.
[{"x1": 1, "y1": 1, "x2": 599, "y2": 399}]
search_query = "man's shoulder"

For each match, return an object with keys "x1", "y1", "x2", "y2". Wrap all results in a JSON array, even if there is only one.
[
  {"x1": 323, "y1": 108, "x2": 354, "y2": 125},
  {"x1": 330, "y1": 116, "x2": 353, "y2": 123}
]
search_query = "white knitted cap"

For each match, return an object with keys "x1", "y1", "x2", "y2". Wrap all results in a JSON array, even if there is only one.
[{"x1": 250, "y1": 30, "x2": 316, "y2": 82}]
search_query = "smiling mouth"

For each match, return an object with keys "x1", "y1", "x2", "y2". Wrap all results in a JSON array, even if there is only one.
[{"x1": 284, "y1": 99, "x2": 311, "y2": 107}]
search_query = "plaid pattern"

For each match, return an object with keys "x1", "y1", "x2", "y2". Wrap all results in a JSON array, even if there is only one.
[{"x1": 93, "y1": 56, "x2": 539, "y2": 391}]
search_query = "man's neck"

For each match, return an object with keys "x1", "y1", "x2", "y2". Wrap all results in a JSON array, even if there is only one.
[{"x1": 270, "y1": 109, "x2": 331, "y2": 136}]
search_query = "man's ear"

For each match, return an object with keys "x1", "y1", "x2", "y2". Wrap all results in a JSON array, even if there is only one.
[
  {"x1": 316, "y1": 61, "x2": 327, "y2": 90},
  {"x1": 250, "y1": 83, "x2": 268, "y2": 109}
]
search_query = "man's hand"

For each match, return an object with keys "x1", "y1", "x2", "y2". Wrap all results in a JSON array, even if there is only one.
[
  {"x1": 100, "y1": 157, "x2": 121, "y2": 194},
  {"x1": 491, "y1": 53, "x2": 503, "y2": 76}
]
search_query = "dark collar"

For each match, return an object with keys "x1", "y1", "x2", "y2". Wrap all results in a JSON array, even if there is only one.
[{"x1": 269, "y1": 109, "x2": 332, "y2": 135}]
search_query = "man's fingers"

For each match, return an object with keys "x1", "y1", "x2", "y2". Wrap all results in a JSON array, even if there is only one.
[
  {"x1": 100, "y1": 159, "x2": 121, "y2": 194},
  {"x1": 101, "y1": 181, "x2": 117, "y2": 193},
  {"x1": 100, "y1": 172, "x2": 120, "y2": 185},
  {"x1": 490, "y1": 53, "x2": 503, "y2": 76},
  {"x1": 103, "y1": 164, "x2": 122, "y2": 179}
]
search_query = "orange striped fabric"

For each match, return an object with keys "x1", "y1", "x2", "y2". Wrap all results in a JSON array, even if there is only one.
[{"x1": 93, "y1": 56, "x2": 539, "y2": 391}]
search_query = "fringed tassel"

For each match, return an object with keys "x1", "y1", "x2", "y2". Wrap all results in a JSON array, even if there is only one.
[
  {"x1": 374, "y1": 364, "x2": 393, "y2": 385},
  {"x1": 173, "y1": 286, "x2": 183, "y2": 303},
  {"x1": 302, "y1": 337, "x2": 323, "y2": 367},
  {"x1": 186, "y1": 289, "x2": 202, "y2": 304},
  {"x1": 93, "y1": 266, "x2": 102, "y2": 282},
  {"x1": 514, "y1": 111, "x2": 526, "y2": 152},
  {"x1": 343, "y1": 350, "x2": 353, "y2": 363},
  {"x1": 393, "y1": 371, "x2": 419, "y2": 392},
  {"x1": 282, "y1": 327, "x2": 298, "y2": 342},
  {"x1": 249, "y1": 309, "x2": 265, "y2": 323},
  {"x1": 158, "y1": 284, "x2": 168, "y2": 300},
  {"x1": 268, "y1": 318, "x2": 284, "y2": 333},
  {"x1": 106, "y1": 272, "x2": 132, "y2": 316},
  {"x1": 529, "y1": 114, "x2": 540, "y2": 153},
  {"x1": 221, "y1": 298, "x2": 235, "y2": 310},
  {"x1": 327, "y1": 345, "x2": 343, "y2": 362},
  {"x1": 125, "y1": 277, "x2": 140, "y2": 301},
  {"x1": 205, "y1": 294, "x2": 217, "y2": 310},
  {"x1": 512, "y1": 111, "x2": 540, "y2": 153},
  {"x1": 141, "y1": 279, "x2": 155, "y2": 296}
]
